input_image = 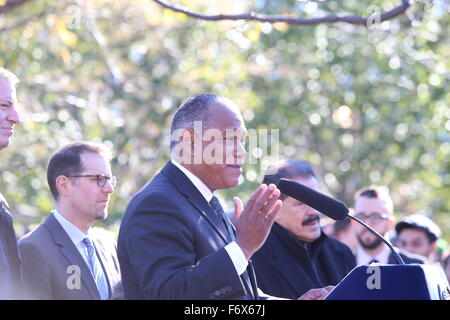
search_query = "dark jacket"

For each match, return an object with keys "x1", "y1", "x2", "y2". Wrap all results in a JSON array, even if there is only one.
[
  {"x1": 0, "y1": 193, "x2": 21, "y2": 299},
  {"x1": 388, "y1": 250, "x2": 425, "y2": 265},
  {"x1": 117, "y1": 161, "x2": 259, "y2": 300},
  {"x1": 253, "y1": 223, "x2": 356, "y2": 299}
]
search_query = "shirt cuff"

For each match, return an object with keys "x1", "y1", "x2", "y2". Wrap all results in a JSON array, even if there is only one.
[{"x1": 225, "y1": 241, "x2": 248, "y2": 276}]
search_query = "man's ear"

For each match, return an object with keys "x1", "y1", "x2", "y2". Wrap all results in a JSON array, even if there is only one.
[
  {"x1": 387, "y1": 218, "x2": 395, "y2": 230},
  {"x1": 55, "y1": 175, "x2": 71, "y2": 198},
  {"x1": 430, "y1": 241, "x2": 437, "y2": 252}
]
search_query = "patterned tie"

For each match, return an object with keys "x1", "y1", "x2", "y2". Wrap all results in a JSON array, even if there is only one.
[
  {"x1": 82, "y1": 237, "x2": 110, "y2": 300},
  {"x1": 209, "y1": 196, "x2": 235, "y2": 240},
  {"x1": 209, "y1": 196, "x2": 255, "y2": 299}
]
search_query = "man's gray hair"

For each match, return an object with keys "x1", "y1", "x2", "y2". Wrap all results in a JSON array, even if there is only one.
[
  {"x1": 170, "y1": 94, "x2": 217, "y2": 151},
  {"x1": 0, "y1": 67, "x2": 19, "y2": 86}
]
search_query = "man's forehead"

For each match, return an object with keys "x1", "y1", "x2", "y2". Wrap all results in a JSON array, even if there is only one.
[
  {"x1": 0, "y1": 77, "x2": 16, "y2": 100},
  {"x1": 355, "y1": 196, "x2": 391, "y2": 212},
  {"x1": 210, "y1": 102, "x2": 245, "y2": 128}
]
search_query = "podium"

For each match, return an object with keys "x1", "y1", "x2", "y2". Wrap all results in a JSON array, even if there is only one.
[{"x1": 326, "y1": 264, "x2": 450, "y2": 300}]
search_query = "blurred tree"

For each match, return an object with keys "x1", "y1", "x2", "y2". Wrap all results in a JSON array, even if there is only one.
[{"x1": 0, "y1": 0, "x2": 448, "y2": 243}]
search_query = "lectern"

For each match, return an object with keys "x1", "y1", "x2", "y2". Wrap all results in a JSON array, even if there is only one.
[{"x1": 326, "y1": 264, "x2": 450, "y2": 300}]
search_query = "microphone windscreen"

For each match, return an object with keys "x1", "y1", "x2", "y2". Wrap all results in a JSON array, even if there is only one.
[{"x1": 277, "y1": 178, "x2": 349, "y2": 221}]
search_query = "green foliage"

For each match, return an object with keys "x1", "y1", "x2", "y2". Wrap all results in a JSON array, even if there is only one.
[{"x1": 0, "y1": 0, "x2": 448, "y2": 243}]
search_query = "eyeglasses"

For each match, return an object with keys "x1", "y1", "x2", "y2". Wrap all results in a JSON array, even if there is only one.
[
  {"x1": 68, "y1": 174, "x2": 118, "y2": 188},
  {"x1": 354, "y1": 212, "x2": 390, "y2": 224}
]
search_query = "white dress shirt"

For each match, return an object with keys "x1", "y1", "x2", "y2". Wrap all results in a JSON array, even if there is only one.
[
  {"x1": 52, "y1": 209, "x2": 92, "y2": 268},
  {"x1": 356, "y1": 245, "x2": 391, "y2": 265},
  {"x1": 171, "y1": 160, "x2": 248, "y2": 276}
]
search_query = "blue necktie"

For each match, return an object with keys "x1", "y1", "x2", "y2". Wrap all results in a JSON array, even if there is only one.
[{"x1": 82, "y1": 237, "x2": 110, "y2": 300}]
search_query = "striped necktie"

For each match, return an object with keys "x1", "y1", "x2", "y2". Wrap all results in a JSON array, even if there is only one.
[
  {"x1": 82, "y1": 237, "x2": 110, "y2": 300},
  {"x1": 209, "y1": 196, "x2": 235, "y2": 240},
  {"x1": 209, "y1": 196, "x2": 255, "y2": 300}
]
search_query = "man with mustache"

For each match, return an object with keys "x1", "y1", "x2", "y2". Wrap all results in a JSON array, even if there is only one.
[
  {"x1": 252, "y1": 159, "x2": 355, "y2": 299},
  {"x1": 0, "y1": 67, "x2": 22, "y2": 299},
  {"x1": 18, "y1": 142, "x2": 123, "y2": 299},
  {"x1": 353, "y1": 186, "x2": 424, "y2": 265}
]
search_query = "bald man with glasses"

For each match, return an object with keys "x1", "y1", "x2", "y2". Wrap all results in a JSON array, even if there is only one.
[{"x1": 18, "y1": 142, "x2": 123, "y2": 299}]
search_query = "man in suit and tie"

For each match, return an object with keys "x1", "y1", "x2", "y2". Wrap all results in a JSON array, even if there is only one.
[
  {"x1": 118, "y1": 94, "x2": 331, "y2": 300},
  {"x1": 0, "y1": 67, "x2": 22, "y2": 299},
  {"x1": 252, "y1": 159, "x2": 355, "y2": 299},
  {"x1": 353, "y1": 186, "x2": 425, "y2": 265},
  {"x1": 18, "y1": 142, "x2": 122, "y2": 299}
]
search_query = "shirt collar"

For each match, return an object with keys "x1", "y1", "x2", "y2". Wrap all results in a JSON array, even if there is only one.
[
  {"x1": 171, "y1": 159, "x2": 214, "y2": 202},
  {"x1": 356, "y1": 245, "x2": 391, "y2": 265},
  {"x1": 52, "y1": 209, "x2": 88, "y2": 246}
]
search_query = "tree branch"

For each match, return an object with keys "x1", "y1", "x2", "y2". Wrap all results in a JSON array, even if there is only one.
[
  {"x1": 152, "y1": 0, "x2": 411, "y2": 26},
  {"x1": 0, "y1": 0, "x2": 32, "y2": 15}
]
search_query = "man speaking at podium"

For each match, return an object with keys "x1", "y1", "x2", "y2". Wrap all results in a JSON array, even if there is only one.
[{"x1": 117, "y1": 94, "x2": 331, "y2": 300}]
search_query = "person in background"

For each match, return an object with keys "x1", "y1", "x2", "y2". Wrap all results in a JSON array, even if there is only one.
[
  {"x1": 353, "y1": 186, "x2": 425, "y2": 265},
  {"x1": 442, "y1": 251, "x2": 450, "y2": 284},
  {"x1": 0, "y1": 67, "x2": 22, "y2": 299},
  {"x1": 252, "y1": 159, "x2": 355, "y2": 299},
  {"x1": 18, "y1": 142, "x2": 122, "y2": 299},
  {"x1": 324, "y1": 217, "x2": 358, "y2": 254},
  {"x1": 395, "y1": 214, "x2": 442, "y2": 265}
]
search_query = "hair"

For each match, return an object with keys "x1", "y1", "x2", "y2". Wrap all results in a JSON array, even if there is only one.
[
  {"x1": 169, "y1": 94, "x2": 218, "y2": 151},
  {"x1": 47, "y1": 142, "x2": 112, "y2": 201},
  {"x1": 354, "y1": 185, "x2": 394, "y2": 215},
  {"x1": 0, "y1": 67, "x2": 19, "y2": 86},
  {"x1": 262, "y1": 159, "x2": 317, "y2": 200},
  {"x1": 334, "y1": 218, "x2": 352, "y2": 235}
]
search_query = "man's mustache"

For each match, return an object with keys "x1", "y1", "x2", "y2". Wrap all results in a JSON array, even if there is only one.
[{"x1": 302, "y1": 215, "x2": 320, "y2": 225}]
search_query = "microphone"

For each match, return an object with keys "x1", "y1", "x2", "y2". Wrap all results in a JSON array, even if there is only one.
[
  {"x1": 277, "y1": 178, "x2": 405, "y2": 264},
  {"x1": 277, "y1": 178, "x2": 349, "y2": 220}
]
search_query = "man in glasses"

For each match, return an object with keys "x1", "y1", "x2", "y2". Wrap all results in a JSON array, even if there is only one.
[
  {"x1": 0, "y1": 67, "x2": 22, "y2": 299},
  {"x1": 18, "y1": 142, "x2": 123, "y2": 299},
  {"x1": 353, "y1": 186, "x2": 424, "y2": 265}
]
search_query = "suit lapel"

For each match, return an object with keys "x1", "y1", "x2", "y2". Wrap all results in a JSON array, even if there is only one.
[
  {"x1": 162, "y1": 162, "x2": 231, "y2": 244},
  {"x1": 45, "y1": 214, "x2": 100, "y2": 300}
]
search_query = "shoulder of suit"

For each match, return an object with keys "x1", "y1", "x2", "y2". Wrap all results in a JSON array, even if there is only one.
[
  {"x1": 0, "y1": 192, "x2": 10, "y2": 208},
  {"x1": 397, "y1": 248, "x2": 427, "y2": 264},
  {"x1": 90, "y1": 227, "x2": 117, "y2": 247},
  {"x1": 18, "y1": 222, "x2": 49, "y2": 245}
]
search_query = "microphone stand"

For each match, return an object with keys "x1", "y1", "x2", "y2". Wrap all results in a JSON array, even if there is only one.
[{"x1": 348, "y1": 215, "x2": 405, "y2": 265}]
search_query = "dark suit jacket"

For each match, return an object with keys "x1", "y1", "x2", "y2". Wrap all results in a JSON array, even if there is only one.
[
  {"x1": 118, "y1": 161, "x2": 259, "y2": 300},
  {"x1": 18, "y1": 213, "x2": 122, "y2": 300},
  {"x1": 0, "y1": 192, "x2": 21, "y2": 300},
  {"x1": 252, "y1": 223, "x2": 356, "y2": 299},
  {"x1": 354, "y1": 247, "x2": 426, "y2": 265},
  {"x1": 388, "y1": 250, "x2": 425, "y2": 265}
]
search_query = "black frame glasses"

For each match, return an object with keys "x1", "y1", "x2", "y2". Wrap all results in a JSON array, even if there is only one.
[{"x1": 67, "y1": 174, "x2": 117, "y2": 188}]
